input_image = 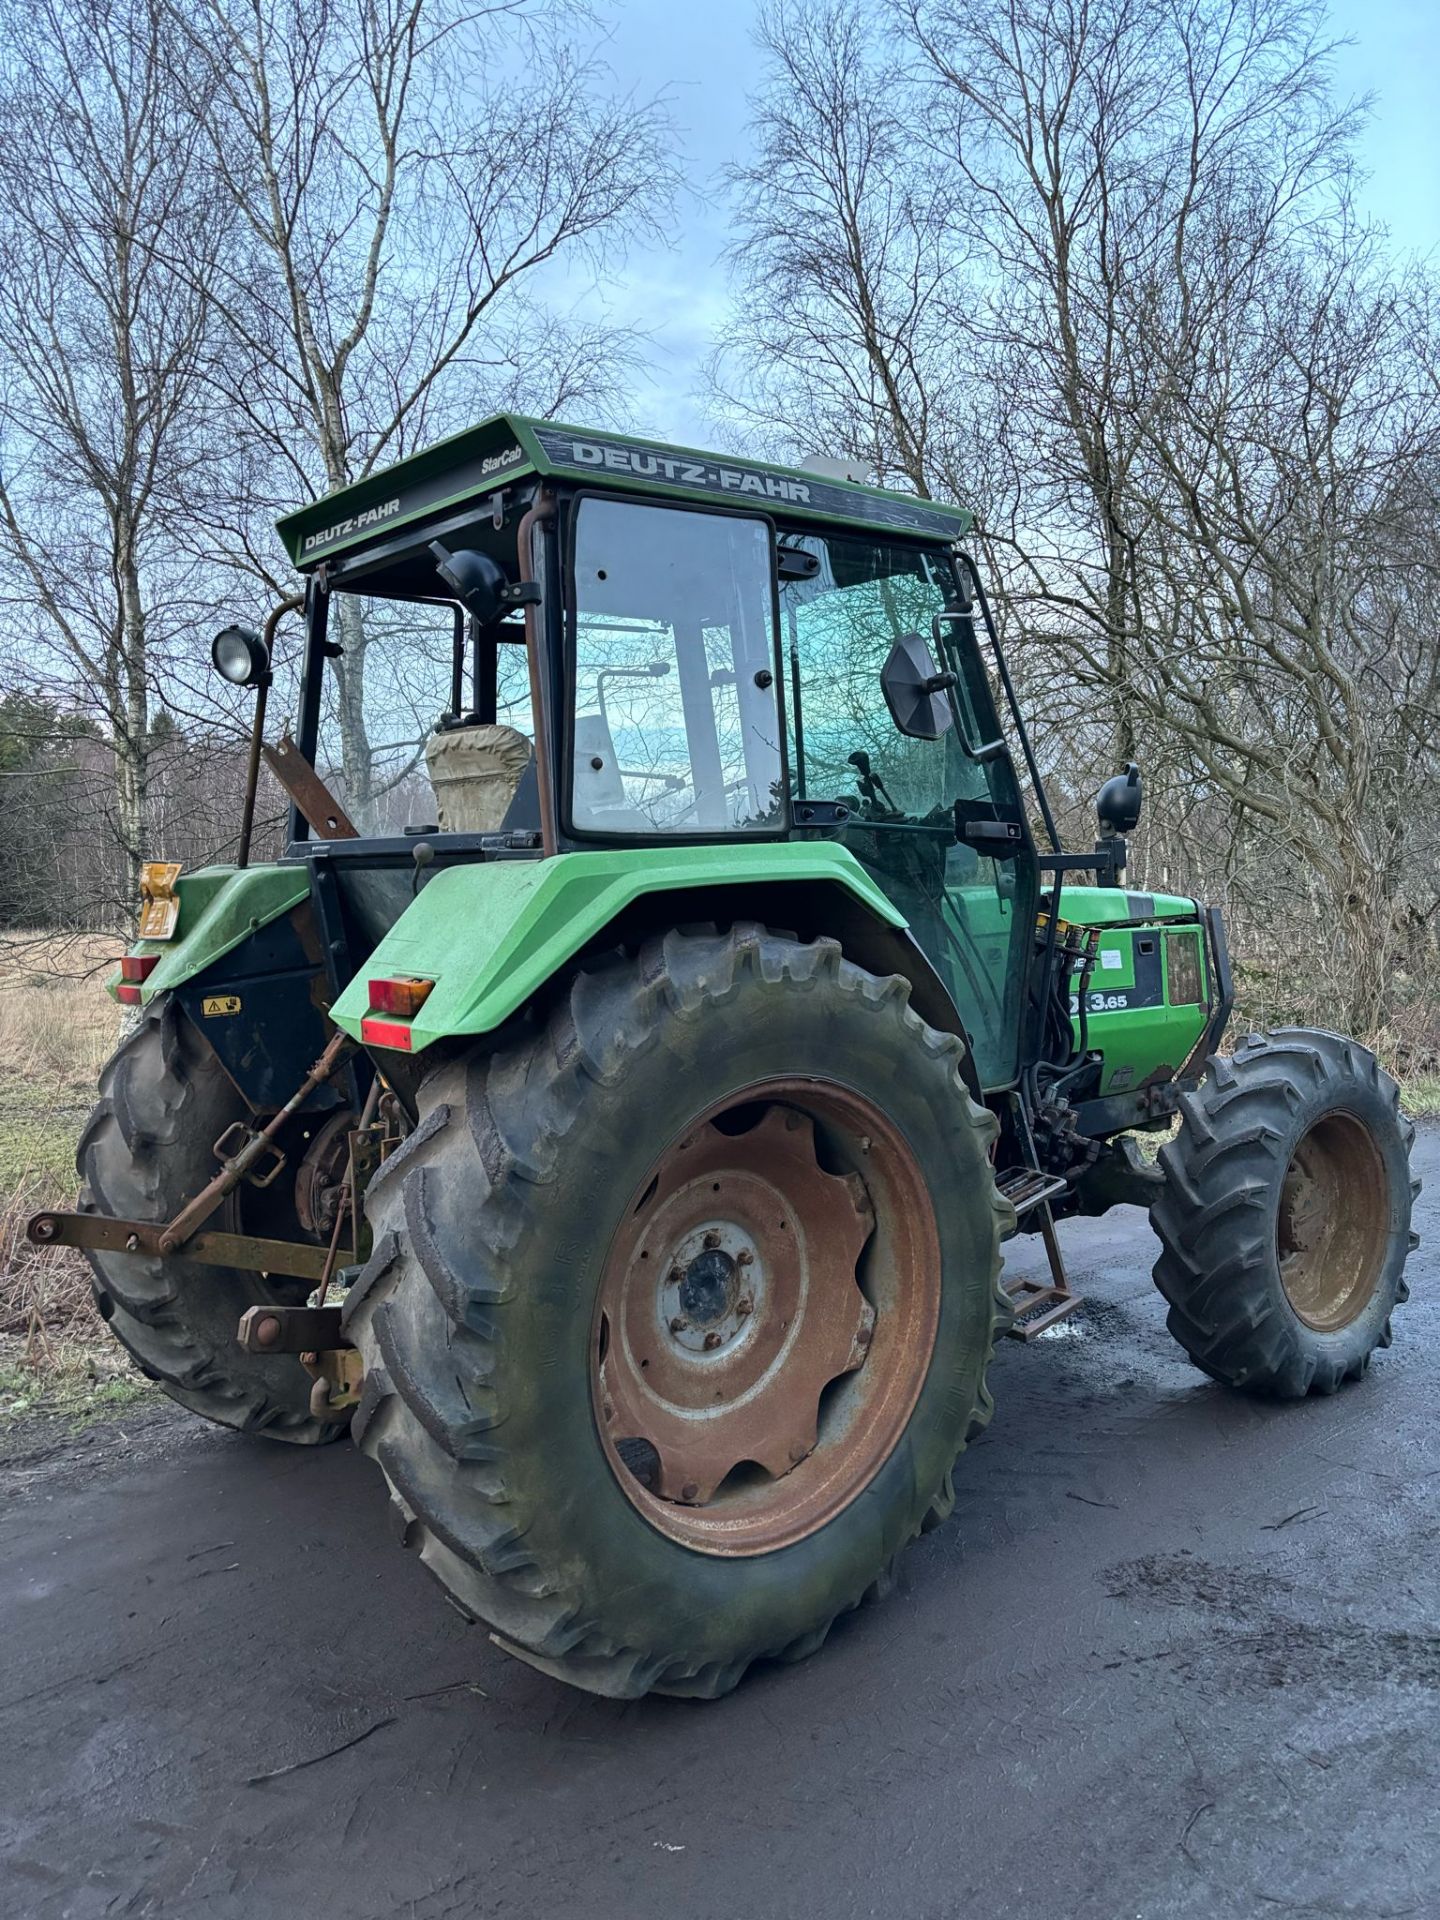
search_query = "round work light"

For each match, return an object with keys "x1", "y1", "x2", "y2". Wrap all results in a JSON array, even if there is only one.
[{"x1": 211, "y1": 624, "x2": 271, "y2": 687}]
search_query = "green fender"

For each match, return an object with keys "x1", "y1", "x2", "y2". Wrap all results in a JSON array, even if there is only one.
[
  {"x1": 109, "y1": 865, "x2": 313, "y2": 1004},
  {"x1": 330, "y1": 843, "x2": 909, "y2": 1053}
]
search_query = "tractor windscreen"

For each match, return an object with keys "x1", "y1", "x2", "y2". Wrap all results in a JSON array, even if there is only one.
[{"x1": 567, "y1": 498, "x2": 783, "y2": 836}]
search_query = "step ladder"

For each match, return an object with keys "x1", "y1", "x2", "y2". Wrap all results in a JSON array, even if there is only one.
[{"x1": 995, "y1": 1165, "x2": 1084, "y2": 1340}]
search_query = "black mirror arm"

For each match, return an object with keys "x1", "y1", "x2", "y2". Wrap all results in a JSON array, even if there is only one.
[
  {"x1": 951, "y1": 557, "x2": 1062, "y2": 853},
  {"x1": 929, "y1": 611, "x2": 1009, "y2": 764}
]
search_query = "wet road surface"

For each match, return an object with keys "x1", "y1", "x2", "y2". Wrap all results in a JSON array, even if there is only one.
[{"x1": 2, "y1": 1128, "x2": 1436, "y2": 1919}]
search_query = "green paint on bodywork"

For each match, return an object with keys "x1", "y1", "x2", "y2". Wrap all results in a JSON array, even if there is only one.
[
  {"x1": 1057, "y1": 884, "x2": 1198, "y2": 925},
  {"x1": 1061, "y1": 903, "x2": 1211, "y2": 1094},
  {"x1": 331, "y1": 842, "x2": 905, "y2": 1051},
  {"x1": 1085, "y1": 996, "x2": 1209, "y2": 1093},
  {"x1": 108, "y1": 865, "x2": 312, "y2": 1005}
]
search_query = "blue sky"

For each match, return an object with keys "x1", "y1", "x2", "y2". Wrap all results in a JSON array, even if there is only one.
[{"x1": 551, "y1": 0, "x2": 1439, "y2": 449}]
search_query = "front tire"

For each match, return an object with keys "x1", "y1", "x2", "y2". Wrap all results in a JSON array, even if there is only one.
[
  {"x1": 1150, "y1": 1027, "x2": 1419, "y2": 1397},
  {"x1": 343, "y1": 924, "x2": 1010, "y2": 1698}
]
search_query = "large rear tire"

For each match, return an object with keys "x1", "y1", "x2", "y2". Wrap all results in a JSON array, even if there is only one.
[
  {"x1": 343, "y1": 924, "x2": 1011, "y2": 1698},
  {"x1": 1150, "y1": 1027, "x2": 1419, "y2": 1397},
  {"x1": 79, "y1": 995, "x2": 347, "y2": 1443}
]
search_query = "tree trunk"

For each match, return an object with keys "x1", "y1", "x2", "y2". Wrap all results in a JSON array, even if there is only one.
[{"x1": 116, "y1": 546, "x2": 150, "y2": 922}]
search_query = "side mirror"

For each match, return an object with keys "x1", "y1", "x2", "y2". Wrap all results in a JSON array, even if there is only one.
[
  {"x1": 430, "y1": 541, "x2": 508, "y2": 627},
  {"x1": 211, "y1": 624, "x2": 270, "y2": 688},
  {"x1": 881, "y1": 631, "x2": 957, "y2": 741},
  {"x1": 1096, "y1": 762, "x2": 1143, "y2": 835}
]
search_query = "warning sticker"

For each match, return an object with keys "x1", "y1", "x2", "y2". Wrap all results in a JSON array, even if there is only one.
[{"x1": 202, "y1": 994, "x2": 242, "y2": 1018}]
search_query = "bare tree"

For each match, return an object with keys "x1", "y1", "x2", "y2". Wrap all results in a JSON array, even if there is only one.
[
  {"x1": 905, "y1": 0, "x2": 1439, "y2": 1031},
  {"x1": 720, "y1": 0, "x2": 1440, "y2": 1038},
  {"x1": 171, "y1": 0, "x2": 676, "y2": 819},
  {"x1": 1111, "y1": 235, "x2": 1440, "y2": 1032},
  {"x1": 0, "y1": 0, "x2": 228, "y2": 915},
  {"x1": 711, "y1": 0, "x2": 966, "y2": 495}
]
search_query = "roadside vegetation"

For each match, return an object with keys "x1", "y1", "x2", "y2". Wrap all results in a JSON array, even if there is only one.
[{"x1": 0, "y1": 932, "x2": 154, "y2": 1425}]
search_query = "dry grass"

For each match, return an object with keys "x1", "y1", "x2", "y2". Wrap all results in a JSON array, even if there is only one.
[
  {"x1": 0, "y1": 930, "x2": 132, "y2": 1412},
  {"x1": 0, "y1": 928, "x2": 119, "y2": 1093}
]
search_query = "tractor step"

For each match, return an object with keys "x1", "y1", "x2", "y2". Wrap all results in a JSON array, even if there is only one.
[
  {"x1": 1003, "y1": 1275, "x2": 1085, "y2": 1339},
  {"x1": 995, "y1": 1166, "x2": 1069, "y2": 1216},
  {"x1": 996, "y1": 1170, "x2": 1085, "y2": 1340}
]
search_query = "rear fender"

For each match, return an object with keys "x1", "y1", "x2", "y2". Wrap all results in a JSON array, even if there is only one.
[
  {"x1": 109, "y1": 865, "x2": 338, "y2": 1115},
  {"x1": 330, "y1": 844, "x2": 981, "y2": 1098},
  {"x1": 110, "y1": 865, "x2": 313, "y2": 1005}
]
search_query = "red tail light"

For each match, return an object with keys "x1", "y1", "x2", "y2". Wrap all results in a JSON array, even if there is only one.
[
  {"x1": 120, "y1": 954, "x2": 158, "y2": 983},
  {"x1": 116, "y1": 983, "x2": 143, "y2": 1006},
  {"x1": 361, "y1": 1015, "x2": 413, "y2": 1051},
  {"x1": 367, "y1": 975, "x2": 434, "y2": 1018}
]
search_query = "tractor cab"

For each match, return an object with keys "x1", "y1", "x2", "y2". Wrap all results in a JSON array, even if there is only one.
[{"x1": 268, "y1": 417, "x2": 1048, "y2": 1096}]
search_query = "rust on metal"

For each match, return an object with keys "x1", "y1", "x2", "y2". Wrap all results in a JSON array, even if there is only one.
[
  {"x1": 158, "y1": 1029, "x2": 354, "y2": 1253},
  {"x1": 260, "y1": 731, "x2": 359, "y2": 840},
  {"x1": 27, "y1": 1210, "x2": 356, "y2": 1282},
  {"x1": 1003, "y1": 1202, "x2": 1084, "y2": 1339},
  {"x1": 294, "y1": 1110, "x2": 355, "y2": 1236},
  {"x1": 237, "y1": 1304, "x2": 345, "y2": 1353},
  {"x1": 592, "y1": 1084, "x2": 941, "y2": 1556},
  {"x1": 303, "y1": 1347, "x2": 364, "y2": 1417},
  {"x1": 211, "y1": 1119, "x2": 287, "y2": 1189},
  {"x1": 1278, "y1": 1110, "x2": 1388, "y2": 1331},
  {"x1": 137, "y1": 861, "x2": 183, "y2": 941}
]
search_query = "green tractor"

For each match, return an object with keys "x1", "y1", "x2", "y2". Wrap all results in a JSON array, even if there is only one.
[{"x1": 34, "y1": 417, "x2": 1418, "y2": 1698}]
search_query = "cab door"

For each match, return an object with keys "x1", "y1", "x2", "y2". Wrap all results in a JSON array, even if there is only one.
[{"x1": 779, "y1": 533, "x2": 1037, "y2": 1090}]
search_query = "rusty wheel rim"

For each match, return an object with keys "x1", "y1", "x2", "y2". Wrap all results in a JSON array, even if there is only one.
[
  {"x1": 592, "y1": 1080, "x2": 941, "y2": 1556},
  {"x1": 1277, "y1": 1110, "x2": 1389, "y2": 1332}
]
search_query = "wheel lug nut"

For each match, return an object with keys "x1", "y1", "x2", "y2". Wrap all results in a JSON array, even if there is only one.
[
  {"x1": 736, "y1": 1248, "x2": 754, "y2": 1267},
  {"x1": 681, "y1": 1482, "x2": 699, "y2": 1502},
  {"x1": 703, "y1": 1330, "x2": 722, "y2": 1350},
  {"x1": 669, "y1": 1316, "x2": 687, "y2": 1333},
  {"x1": 736, "y1": 1295, "x2": 753, "y2": 1316},
  {"x1": 703, "y1": 1229, "x2": 721, "y2": 1250},
  {"x1": 668, "y1": 1268, "x2": 682, "y2": 1287}
]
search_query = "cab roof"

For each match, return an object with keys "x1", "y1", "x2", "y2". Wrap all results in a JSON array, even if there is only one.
[{"x1": 276, "y1": 414, "x2": 974, "y2": 570}]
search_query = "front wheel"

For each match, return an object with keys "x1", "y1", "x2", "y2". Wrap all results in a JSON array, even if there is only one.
[
  {"x1": 343, "y1": 924, "x2": 1011, "y2": 1698},
  {"x1": 1150, "y1": 1027, "x2": 1419, "y2": 1397}
]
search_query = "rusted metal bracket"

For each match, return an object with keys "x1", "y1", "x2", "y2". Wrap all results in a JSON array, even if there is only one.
[
  {"x1": 347, "y1": 1122, "x2": 385, "y2": 1267},
  {"x1": 302, "y1": 1347, "x2": 364, "y2": 1417},
  {"x1": 237, "y1": 1304, "x2": 345, "y2": 1352},
  {"x1": 27, "y1": 1030, "x2": 363, "y2": 1283},
  {"x1": 158, "y1": 1030, "x2": 354, "y2": 1252},
  {"x1": 212, "y1": 1120, "x2": 287, "y2": 1189},
  {"x1": 28, "y1": 1211, "x2": 357, "y2": 1282},
  {"x1": 138, "y1": 861, "x2": 183, "y2": 941},
  {"x1": 261, "y1": 731, "x2": 358, "y2": 840}
]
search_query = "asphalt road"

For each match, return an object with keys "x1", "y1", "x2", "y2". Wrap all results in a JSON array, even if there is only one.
[{"x1": 3, "y1": 1130, "x2": 1437, "y2": 1920}]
